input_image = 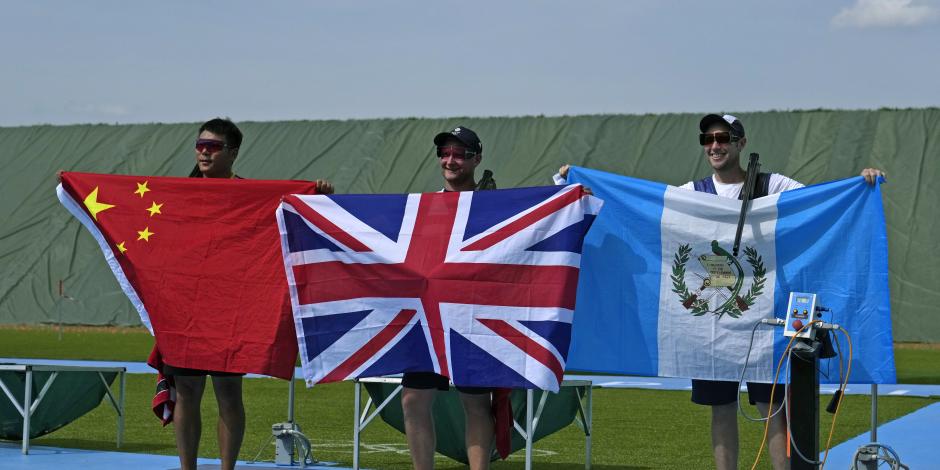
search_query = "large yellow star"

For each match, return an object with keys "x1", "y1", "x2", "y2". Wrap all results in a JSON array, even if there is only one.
[
  {"x1": 137, "y1": 227, "x2": 154, "y2": 242},
  {"x1": 83, "y1": 186, "x2": 115, "y2": 221},
  {"x1": 116, "y1": 242, "x2": 127, "y2": 254},
  {"x1": 135, "y1": 181, "x2": 151, "y2": 198},
  {"x1": 146, "y1": 201, "x2": 163, "y2": 217}
]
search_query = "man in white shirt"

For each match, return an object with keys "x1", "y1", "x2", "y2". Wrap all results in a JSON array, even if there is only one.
[
  {"x1": 683, "y1": 114, "x2": 798, "y2": 470},
  {"x1": 557, "y1": 113, "x2": 883, "y2": 470},
  {"x1": 686, "y1": 113, "x2": 884, "y2": 470},
  {"x1": 680, "y1": 114, "x2": 803, "y2": 197}
]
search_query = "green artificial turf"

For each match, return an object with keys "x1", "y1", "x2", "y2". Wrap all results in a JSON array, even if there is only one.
[
  {"x1": 2, "y1": 325, "x2": 938, "y2": 468},
  {"x1": 892, "y1": 344, "x2": 940, "y2": 384}
]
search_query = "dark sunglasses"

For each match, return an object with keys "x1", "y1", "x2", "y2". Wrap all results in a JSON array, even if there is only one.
[
  {"x1": 699, "y1": 132, "x2": 740, "y2": 146},
  {"x1": 436, "y1": 146, "x2": 477, "y2": 160},
  {"x1": 195, "y1": 139, "x2": 230, "y2": 154}
]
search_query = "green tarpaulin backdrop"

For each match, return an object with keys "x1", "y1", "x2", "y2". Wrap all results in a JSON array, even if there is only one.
[{"x1": 0, "y1": 109, "x2": 937, "y2": 341}]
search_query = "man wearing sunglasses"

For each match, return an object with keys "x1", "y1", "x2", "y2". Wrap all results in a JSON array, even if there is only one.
[
  {"x1": 683, "y1": 113, "x2": 883, "y2": 470},
  {"x1": 556, "y1": 113, "x2": 883, "y2": 470},
  {"x1": 681, "y1": 114, "x2": 798, "y2": 470},
  {"x1": 401, "y1": 125, "x2": 497, "y2": 470},
  {"x1": 170, "y1": 118, "x2": 333, "y2": 470},
  {"x1": 188, "y1": 118, "x2": 243, "y2": 179},
  {"x1": 683, "y1": 113, "x2": 803, "y2": 198},
  {"x1": 188, "y1": 118, "x2": 337, "y2": 189}
]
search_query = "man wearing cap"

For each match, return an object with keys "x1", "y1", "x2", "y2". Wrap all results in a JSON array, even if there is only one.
[
  {"x1": 557, "y1": 113, "x2": 883, "y2": 470},
  {"x1": 685, "y1": 114, "x2": 883, "y2": 470},
  {"x1": 683, "y1": 114, "x2": 796, "y2": 470},
  {"x1": 400, "y1": 125, "x2": 496, "y2": 470},
  {"x1": 683, "y1": 114, "x2": 803, "y2": 196}
]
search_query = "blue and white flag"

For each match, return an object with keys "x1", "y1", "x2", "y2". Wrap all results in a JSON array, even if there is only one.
[{"x1": 565, "y1": 166, "x2": 895, "y2": 384}]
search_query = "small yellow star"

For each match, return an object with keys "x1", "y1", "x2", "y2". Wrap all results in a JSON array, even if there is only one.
[
  {"x1": 137, "y1": 227, "x2": 154, "y2": 242},
  {"x1": 135, "y1": 181, "x2": 151, "y2": 198},
  {"x1": 116, "y1": 242, "x2": 127, "y2": 254},
  {"x1": 83, "y1": 186, "x2": 115, "y2": 221},
  {"x1": 146, "y1": 201, "x2": 163, "y2": 217}
]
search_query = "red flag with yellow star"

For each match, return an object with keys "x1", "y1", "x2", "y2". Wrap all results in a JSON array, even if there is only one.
[{"x1": 57, "y1": 172, "x2": 318, "y2": 379}]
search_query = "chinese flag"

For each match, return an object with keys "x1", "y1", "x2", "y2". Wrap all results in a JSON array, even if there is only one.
[{"x1": 57, "y1": 172, "x2": 318, "y2": 379}]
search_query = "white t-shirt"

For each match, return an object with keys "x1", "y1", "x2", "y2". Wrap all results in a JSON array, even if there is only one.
[{"x1": 679, "y1": 173, "x2": 804, "y2": 198}]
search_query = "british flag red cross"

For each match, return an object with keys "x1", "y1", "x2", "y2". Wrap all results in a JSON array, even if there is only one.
[{"x1": 277, "y1": 184, "x2": 601, "y2": 391}]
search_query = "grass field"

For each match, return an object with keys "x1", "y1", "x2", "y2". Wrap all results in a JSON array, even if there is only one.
[{"x1": 2, "y1": 325, "x2": 938, "y2": 469}]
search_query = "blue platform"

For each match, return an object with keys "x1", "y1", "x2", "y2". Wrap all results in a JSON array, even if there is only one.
[
  {"x1": 1, "y1": 358, "x2": 936, "y2": 469},
  {"x1": 0, "y1": 441, "x2": 346, "y2": 470},
  {"x1": 822, "y1": 401, "x2": 940, "y2": 468}
]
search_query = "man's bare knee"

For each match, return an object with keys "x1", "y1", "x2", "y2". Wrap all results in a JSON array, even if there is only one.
[{"x1": 402, "y1": 387, "x2": 436, "y2": 416}]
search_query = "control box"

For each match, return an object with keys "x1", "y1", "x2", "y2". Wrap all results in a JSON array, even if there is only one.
[{"x1": 783, "y1": 292, "x2": 818, "y2": 338}]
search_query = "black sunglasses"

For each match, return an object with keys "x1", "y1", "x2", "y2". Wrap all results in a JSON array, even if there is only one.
[
  {"x1": 195, "y1": 139, "x2": 232, "y2": 154},
  {"x1": 699, "y1": 132, "x2": 740, "y2": 146}
]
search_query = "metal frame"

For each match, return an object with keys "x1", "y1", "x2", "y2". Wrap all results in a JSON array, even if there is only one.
[
  {"x1": 352, "y1": 377, "x2": 592, "y2": 470},
  {"x1": 0, "y1": 363, "x2": 126, "y2": 454}
]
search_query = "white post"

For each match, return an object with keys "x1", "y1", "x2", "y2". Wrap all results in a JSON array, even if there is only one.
[
  {"x1": 22, "y1": 367, "x2": 32, "y2": 454},
  {"x1": 118, "y1": 370, "x2": 126, "y2": 447},
  {"x1": 525, "y1": 388, "x2": 534, "y2": 470},
  {"x1": 353, "y1": 381, "x2": 361, "y2": 470}
]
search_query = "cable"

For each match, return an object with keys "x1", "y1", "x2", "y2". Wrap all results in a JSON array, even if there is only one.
[
  {"x1": 750, "y1": 321, "x2": 807, "y2": 470},
  {"x1": 780, "y1": 322, "x2": 853, "y2": 468},
  {"x1": 737, "y1": 320, "x2": 785, "y2": 423},
  {"x1": 821, "y1": 325, "x2": 851, "y2": 466}
]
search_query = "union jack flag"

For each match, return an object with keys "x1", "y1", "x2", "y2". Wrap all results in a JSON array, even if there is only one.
[{"x1": 277, "y1": 184, "x2": 602, "y2": 391}]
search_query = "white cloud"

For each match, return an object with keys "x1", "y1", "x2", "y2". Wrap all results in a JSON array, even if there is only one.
[{"x1": 832, "y1": 0, "x2": 939, "y2": 28}]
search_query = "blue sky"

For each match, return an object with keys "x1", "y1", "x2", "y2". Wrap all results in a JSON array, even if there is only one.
[{"x1": 2, "y1": 0, "x2": 938, "y2": 126}]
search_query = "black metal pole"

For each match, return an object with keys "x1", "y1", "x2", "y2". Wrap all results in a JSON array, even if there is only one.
[
  {"x1": 732, "y1": 153, "x2": 760, "y2": 257},
  {"x1": 790, "y1": 339, "x2": 820, "y2": 470}
]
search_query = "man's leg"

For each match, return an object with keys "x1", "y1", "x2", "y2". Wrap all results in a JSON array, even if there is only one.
[
  {"x1": 212, "y1": 376, "x2": 245, "y2": 470},
  {"x1": 459, "y1": 392, "x2": 494, "y2": 470},
  {"x1": 402, "y1": 387, "x2": 437, "y2": 470},
  {"x1": 173, "y1": 375, "x2": 207, "y2": 470},
  {"x1": 711, "y1": 402, "x2": 739, "y2": 470},
  {"x1": 756, "y1": 401, "x2": 789, "y2": 470}
]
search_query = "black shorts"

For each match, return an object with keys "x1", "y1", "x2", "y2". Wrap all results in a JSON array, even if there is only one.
[
  {"x1": 401, "y1": 372, "x2": 491, "y2": 395},
  {"x1": 163, "y1": 364, "x2": 244, "y2": 377},
  {"x1": 691, "y1": 379, "x2": 785, "y2": 406}
]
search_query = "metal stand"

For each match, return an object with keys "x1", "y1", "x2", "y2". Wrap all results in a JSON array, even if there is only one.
[
  {"x1": 852, "y1": 384, "x2": 910, "y2": 469},
  {"x1": 789, "y1": 339, "x2": 820, "y2": 470},
  {"x1": 352, "y1": 378, "x2": 592, "y2": 469},
  {"x1": 247, "y1": 371, "x2": 315, "y2": 467},
  {"x1": 0, "y1": 364, "x2": 125, "y2": 454}
]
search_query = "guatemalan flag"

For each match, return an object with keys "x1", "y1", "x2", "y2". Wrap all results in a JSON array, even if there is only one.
[
  {"x1": 277, "y1": 185, "x2": 603, "y2": 391},
  {"x1": 565, "y1": 166, "x2": 895, "y2": 384}
]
